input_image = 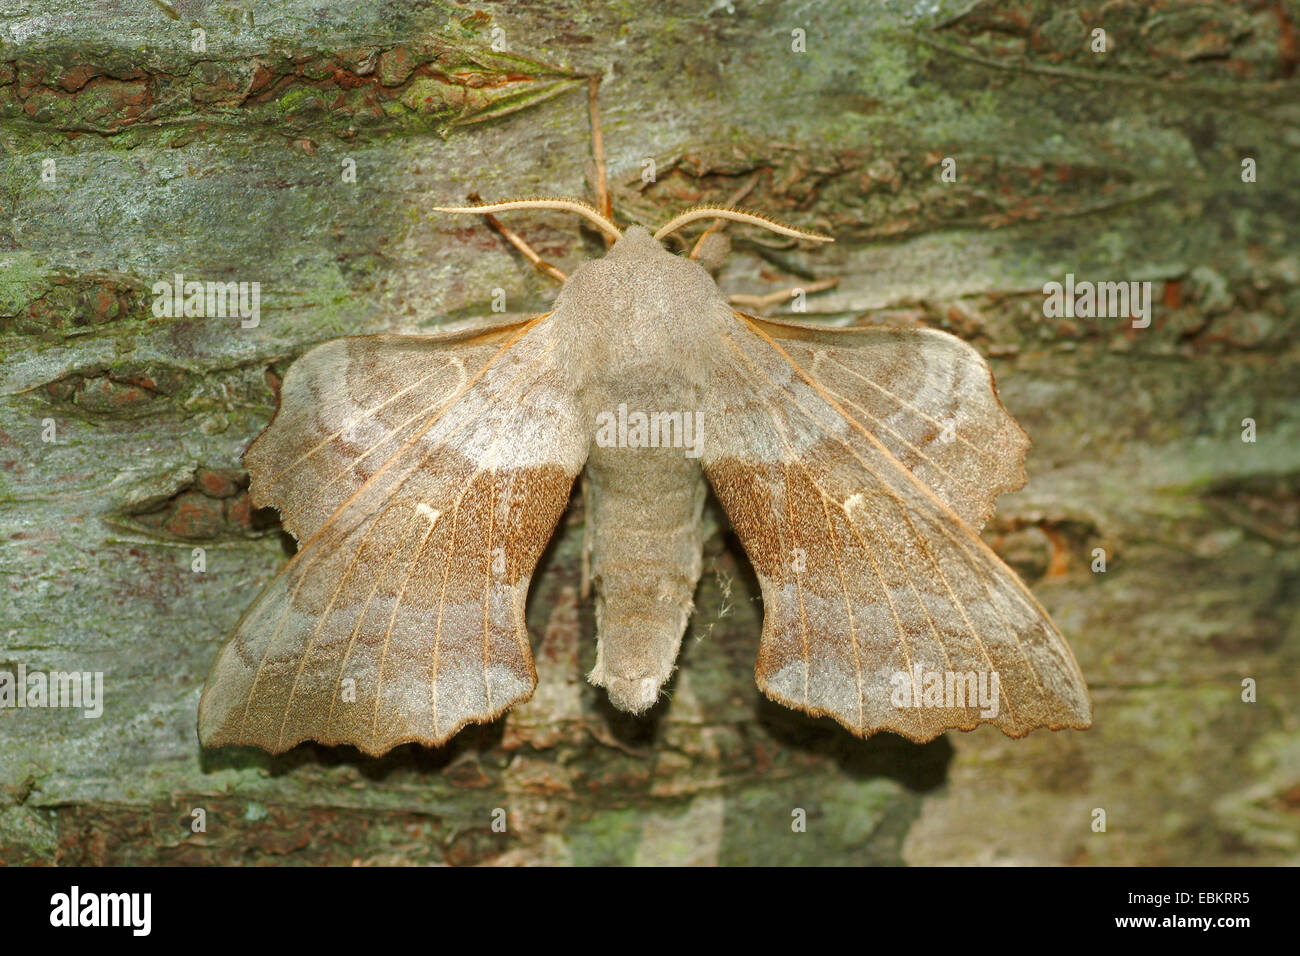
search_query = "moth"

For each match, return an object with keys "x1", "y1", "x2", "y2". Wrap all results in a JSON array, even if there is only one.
[{"x1": 199, "y1": 82, "x2": 1091, "y2": 756}]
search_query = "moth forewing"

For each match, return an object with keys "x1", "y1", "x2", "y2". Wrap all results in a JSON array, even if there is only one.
[
  {"x1": 699, "y1": 312, "x2": 1091, "y2": 741},
  {"x1": 737, "y1": 316, "x2": 1033, "y2": 531},
  {"x1": 240, "y1": 320, "x2": 537, "y2": 542},
  {"x1": 198, "y1": 317, "x2": 590, "y2": 755}
]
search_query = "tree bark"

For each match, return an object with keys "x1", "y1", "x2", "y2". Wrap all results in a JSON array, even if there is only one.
[{"x1": 1, "y1": 0, "x2": 1297, "y2": 865}]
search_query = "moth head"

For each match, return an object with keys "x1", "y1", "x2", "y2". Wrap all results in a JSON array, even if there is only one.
[{"x1": 432, "y1": 198, "x2": 832, "y2": 275}]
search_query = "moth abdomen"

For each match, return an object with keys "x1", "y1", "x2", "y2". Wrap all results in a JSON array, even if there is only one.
[{"x1": 583, "y1": 445, "x2": 707, "y2": 713}]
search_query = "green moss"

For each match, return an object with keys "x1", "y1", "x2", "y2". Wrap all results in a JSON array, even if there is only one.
[{"x1": 0, "y1": 253, "x2": 52, "y2": 317}]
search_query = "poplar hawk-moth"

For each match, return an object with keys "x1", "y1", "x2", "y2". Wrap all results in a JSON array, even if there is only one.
[{"x1": 198, "y1": 85, "x2": 1091, "y2": 756}]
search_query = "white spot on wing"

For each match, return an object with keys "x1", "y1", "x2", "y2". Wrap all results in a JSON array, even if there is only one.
[{"x1": 844, "y1": 492, "x2": 867, "y2": 519}]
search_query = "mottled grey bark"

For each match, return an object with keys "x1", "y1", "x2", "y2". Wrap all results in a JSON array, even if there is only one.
[{"x1": 1, "y1": 0, "x2": 1297, "y2": 864}]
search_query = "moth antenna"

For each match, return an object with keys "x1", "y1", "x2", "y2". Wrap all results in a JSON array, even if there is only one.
[
  {"x1": 689, "y1": 174, "x2": 761, "y2": 260},
  {"x1": 654, "y1": 207, "x2": 833, "y2": 244},
  {"x1": 434, "y1": 197, "x2": 622, "y2": 243}
]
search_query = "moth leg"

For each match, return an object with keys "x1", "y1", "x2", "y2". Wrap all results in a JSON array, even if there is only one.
[
  {"x1": 689, "y1": 221, "x2": 727, "y2": 260},
  {"x1": 482, "y1": 211, "x2": 567, "y2": 283},
  {"x1": 728, "y1": 277, "x2": 838, "y2": 314},
  {"x1": 586, "y1": 74, "x2": 613, "y2": 244}
]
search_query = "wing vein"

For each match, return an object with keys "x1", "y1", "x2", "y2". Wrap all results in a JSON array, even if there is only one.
[
  {"x1": 727, "y1": 319, "x2": 1050, "y2": 696},
  {"x1": 720, "y1": 324, "x2": 1030, "y2": 726},
  {"x1": 819, "y1": 349, "x2": 1002, "y2": 463},
  {"x1": 239, "y1": 316, "x2": 555, "y2": 750}
]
